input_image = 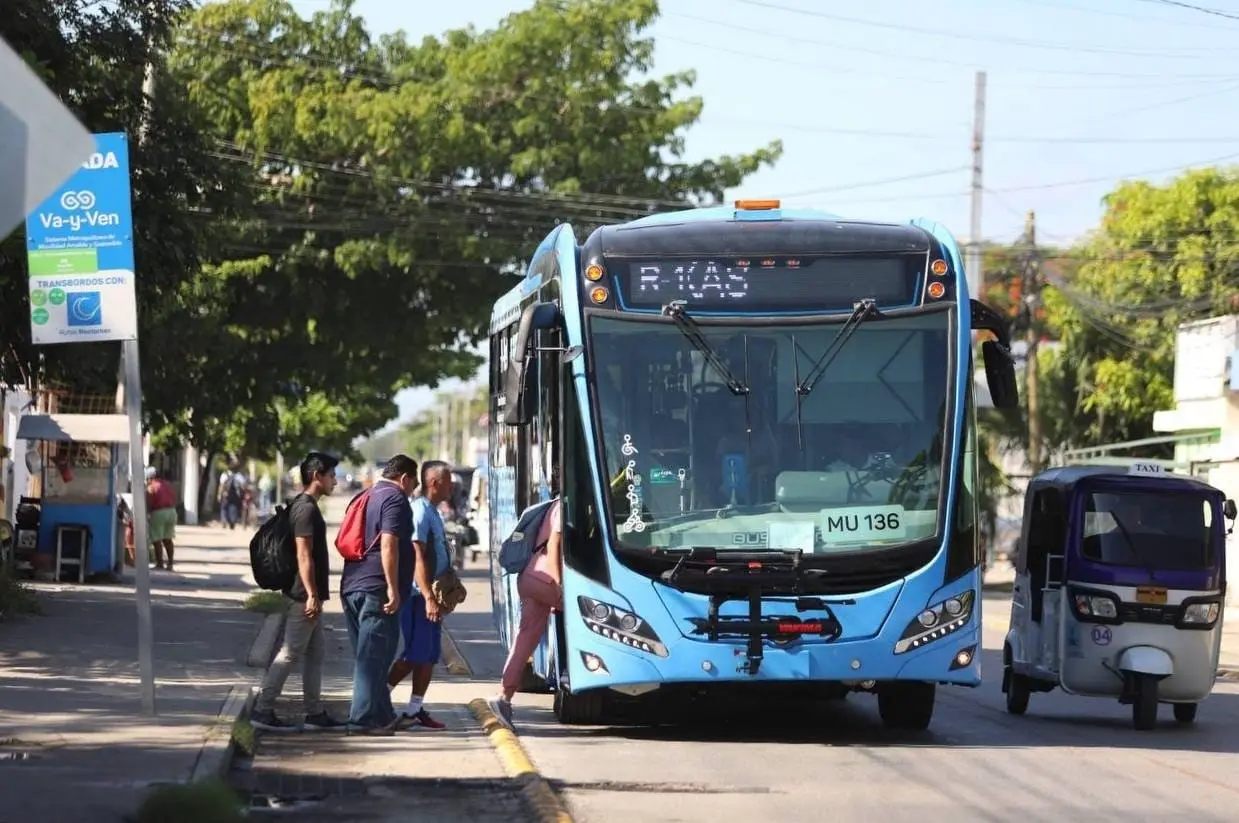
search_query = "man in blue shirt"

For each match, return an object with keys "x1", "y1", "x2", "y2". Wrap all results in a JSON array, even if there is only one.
[
  {"x1": 340, "y1": 454, "x2": 417, "y2": 735},
  {"x1": 389, "y1": 460, "x2": 453, "y2": 730}
]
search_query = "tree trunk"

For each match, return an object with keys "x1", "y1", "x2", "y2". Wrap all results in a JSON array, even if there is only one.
[{"x1": 197, "y1": 449, "x2": 216, "y2": 519}]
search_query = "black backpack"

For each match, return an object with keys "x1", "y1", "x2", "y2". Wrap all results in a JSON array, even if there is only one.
[{"x1": 249, "y1": 501, "x2": 297, "y2": 591}]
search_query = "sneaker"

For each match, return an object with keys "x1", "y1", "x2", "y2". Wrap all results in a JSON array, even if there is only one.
[
  {"x1": 302, "y1": 711, "x2": 345, "y2": 731},
  {"x1": 488, "y1": 697, "x2": 514, "y2": 731},
  {"x1": 346, "y1": 722, "x2": 395, "y2": 737},
  {"x1": 250, "y1": 710, "x2": 299, "y2": 732},
  {"x1": 398, "y1": 709, "x2": 446, "y2": 731}
]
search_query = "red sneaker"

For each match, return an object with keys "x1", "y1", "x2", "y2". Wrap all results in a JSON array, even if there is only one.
[{"x1": 406, "y1": 709, "x2": 446, "y2": 730}]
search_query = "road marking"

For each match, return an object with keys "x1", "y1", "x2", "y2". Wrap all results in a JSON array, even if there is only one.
[{"x1": 468, "y1": 698, "x2": 575, "y2": 823}]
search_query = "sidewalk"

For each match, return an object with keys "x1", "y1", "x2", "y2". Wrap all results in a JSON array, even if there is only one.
[
  {"x1": 231, "y1": 581, "x2": 531, "y2": 820},
  {"x1": 0, "y1": 522, "x2": 272, "y2": 822}
]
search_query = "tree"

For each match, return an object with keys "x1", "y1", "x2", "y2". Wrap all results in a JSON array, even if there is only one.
[
  {"x1": 166, "y1": 0, "x2": 780, "y2": 459},
  {"x1": 0, "y1": 0, "x2": 245, "y2": 415},
  {"x1": 1039, "y1": 168, "x2": 1239, "y2": 453}
]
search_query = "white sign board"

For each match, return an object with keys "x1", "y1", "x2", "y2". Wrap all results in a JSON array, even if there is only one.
[{"x1": 0, "y1": 39, "x2": 95, "y2": 240}]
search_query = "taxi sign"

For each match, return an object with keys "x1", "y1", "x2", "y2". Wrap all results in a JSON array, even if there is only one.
[{"x1": 1128, "y1": 462, "x2": 1166, "y2": 476}]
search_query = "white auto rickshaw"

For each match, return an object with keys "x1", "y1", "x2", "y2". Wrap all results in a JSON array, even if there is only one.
[{"x1": 1002, "y1": 463, "x2": 1235, "y2": 730}]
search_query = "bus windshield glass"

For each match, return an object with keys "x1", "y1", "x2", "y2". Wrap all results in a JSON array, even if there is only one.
[
  {"x1": 1082, "y1": 491, "x2": 1216, "y2": 571},
  {"x1": 587, "y1": 309, "x2": 953, "y2": 554}
]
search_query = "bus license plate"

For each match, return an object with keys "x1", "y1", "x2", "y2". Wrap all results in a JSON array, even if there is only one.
[{"x1": 1135, "y1": 586, "x2": 1168, "y2": 605}]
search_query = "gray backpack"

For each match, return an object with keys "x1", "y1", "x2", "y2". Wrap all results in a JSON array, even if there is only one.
[{"x1": 498, "y1": 499, "x2": 556, "y2": 575}]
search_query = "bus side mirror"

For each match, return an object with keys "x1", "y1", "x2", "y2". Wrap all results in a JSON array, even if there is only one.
[
  {"x1": 981, "y1": 340, "x2": 1020, "y2": 410},
  {"x1": 1224, "y1": 499, "x2": 1236, "y2": 521},
  {"x1": 503, "y1": 302, "x2": 564, "y2": 426}
]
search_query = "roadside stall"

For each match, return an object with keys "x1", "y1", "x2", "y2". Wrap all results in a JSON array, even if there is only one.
[{"x1": 14, "y1": 412, "x2": 130, "y2": 582}]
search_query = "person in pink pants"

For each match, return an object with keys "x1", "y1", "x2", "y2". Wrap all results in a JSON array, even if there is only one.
[{"x1": 489, "y1": 496, "x2": 563, "y2": 729}]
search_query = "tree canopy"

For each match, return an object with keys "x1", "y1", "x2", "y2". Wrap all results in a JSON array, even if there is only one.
[{"x1": 1, "y1": 0, "x2": 780, "y2": 461}]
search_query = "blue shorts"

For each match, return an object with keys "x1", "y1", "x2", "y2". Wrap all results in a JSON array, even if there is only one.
[{"x1": 399, "y1": 593, "x2": 442, "y2": 665}]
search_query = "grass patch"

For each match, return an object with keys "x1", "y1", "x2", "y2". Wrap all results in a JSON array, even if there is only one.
[
  {"x1": 230, "y1": 716, "x2": 255, "y2": 758},
  {"x1": 241, "y1": 591, "x2": 286, "y2": 614},
  {"x1": 132, "y1": 779, "x2": 245, "y2": 823},
  {"x1": 0, "y1": 569, "x2": 41, "y2": 620}
]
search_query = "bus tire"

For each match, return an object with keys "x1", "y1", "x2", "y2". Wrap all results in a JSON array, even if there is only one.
[
  {"x1": 519, "y1": 661, "x2": 550, "y2": 694},
  {"x1": 1173, "y1": 702, "x2": 1198, "y2": 724},
  {"x1": 877, "y1": 682, "x2": 935, "y2": 731},
  {"x1": 553, "y1": 687, "x2": 607, "y2": 725}
]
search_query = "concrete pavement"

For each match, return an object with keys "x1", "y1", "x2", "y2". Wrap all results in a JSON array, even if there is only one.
[
  {"x1": 225, "y1": 494, "x2": 534, "y2": 822},
  {"x1": 0, "y1": 521, "x2": 277, "y2": 822}
]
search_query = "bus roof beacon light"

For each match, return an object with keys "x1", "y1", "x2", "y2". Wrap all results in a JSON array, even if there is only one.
[
  {"x1": 734, "y1": 199, "x2": 781, "y2": 222},
  {"x1": 931, "y1": 259, "x2": 948, "y2": 276},
  {"x1": 927, "y1": 281, "x2": 946, "y2": 299},
  {"x1": 585, "y1": 264, "x2": 604, "y2": 281},
  {"x1": 590, "y1": 286, "x2": 609, "y2": 304}
]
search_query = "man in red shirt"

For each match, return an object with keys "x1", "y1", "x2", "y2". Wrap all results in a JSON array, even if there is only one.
[{"x1": 145, "y1": 467, "x2": 178, "y2": 571}]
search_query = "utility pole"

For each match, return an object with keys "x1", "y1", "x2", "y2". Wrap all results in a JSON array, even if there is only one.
[
  {"x1": 967, "y1": 71, "x2": 987, "y2": 300},
  {"x1": 1021, "y1": 210, "x2": 1043, "y2": 474}
]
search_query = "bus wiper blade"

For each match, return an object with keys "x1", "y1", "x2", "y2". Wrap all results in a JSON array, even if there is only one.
[
  {"x1": 662, "y1": 300, "x2": 750, "y2": 395},
  {"x1": 797, "y1": 299, "x2": 880, "y2": 397}
]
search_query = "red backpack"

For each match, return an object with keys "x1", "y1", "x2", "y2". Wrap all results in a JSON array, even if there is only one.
[{"x1": 335, "y1": 488, "x2": 378, "y2": 562}]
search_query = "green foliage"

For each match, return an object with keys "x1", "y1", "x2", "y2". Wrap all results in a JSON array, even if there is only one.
[
  {"x1": 132, "y1": 779, "x2": 245, "y2": 823},
  {"x1": 0, "y1": 569, "x2": 41, "y2": 620},
  {"x1": 1039, "y1": 168, "x2": 1239, "y2": 453},
  {"x1": 241, "y1": 590, "x2": 286, "y2": 614}
]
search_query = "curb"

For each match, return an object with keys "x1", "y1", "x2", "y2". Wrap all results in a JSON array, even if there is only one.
[
  {"x1": 468, "y1": 698, "x2": 574, "y2": 823},
  {"x1": 189, "y1": 684, "x2": 256, "y2": 784},
  {"x1": 441, "y1": 623, "x2": 473, "y2": 677},
  {"x1": 188, "y1": 609, "x2": 285, "y2": 784},
  {"x1": 247, "y1": 611, "x2": 287, "y2": 668}
]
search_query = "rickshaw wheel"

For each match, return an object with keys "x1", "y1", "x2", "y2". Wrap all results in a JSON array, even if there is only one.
[
  {"x1": 1005, "y1": 671, "x2": 1030, "y2": 715},
  {"x1": 1172, "y1": 702, "x2": 1198, "y2": 724},
  {"x1": 1132, "y1": 675, "x2": 1159, "y2": 731}
]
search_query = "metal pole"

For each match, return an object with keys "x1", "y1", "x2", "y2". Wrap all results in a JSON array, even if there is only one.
[
  {"x1": 126, "y1": 52, "x2": 157, "y2": 717},
  {"x1": 967, "y1": 70, "x2": 986, "y2": 300}
]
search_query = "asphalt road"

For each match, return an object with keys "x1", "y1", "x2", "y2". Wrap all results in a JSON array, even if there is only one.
[{"x1": 446, "y1": 554, "x2": 1239, "y2": 823}]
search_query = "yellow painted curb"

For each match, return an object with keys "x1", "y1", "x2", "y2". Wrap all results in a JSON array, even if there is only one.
[
  {"x1": 440, "y1": 625, "x2": 473, "y2": 677},
  {"x1": 468, "y1": 698, "x2": 574, "y2": 823}
]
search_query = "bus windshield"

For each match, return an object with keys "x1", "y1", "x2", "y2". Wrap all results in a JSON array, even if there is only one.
[{"x1": 587, "y1": 309, "x2": 953, "y2": 555}]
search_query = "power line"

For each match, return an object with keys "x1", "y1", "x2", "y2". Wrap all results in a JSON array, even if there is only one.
[
  {"x1": 666, "y1": 10, "x2": 1239, "y2": 80},
  {"x1": 1134, "y1": 0, "x2": 1239, "y2": 22},
  {"x1": 733, "y1": 0, "x2": 1234, "y2": 57}
]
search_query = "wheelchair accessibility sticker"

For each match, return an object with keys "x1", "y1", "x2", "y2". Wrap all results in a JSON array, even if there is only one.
[{"x1": 1091, "y1": 626, "x2": 1112, "y2": 646}]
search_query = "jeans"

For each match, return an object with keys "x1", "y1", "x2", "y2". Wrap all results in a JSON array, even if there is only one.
[
  {"x1": 343, "y1": 590, "x2": 400, "y2": 728},
  {"x1": 255, "y1": 599, "x2": 325, "y2": 716}
]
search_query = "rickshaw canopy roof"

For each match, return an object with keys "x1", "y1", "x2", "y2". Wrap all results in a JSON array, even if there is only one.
[{"x1": 1027, "y1": 464, "x2": 1222, "y2": 498}]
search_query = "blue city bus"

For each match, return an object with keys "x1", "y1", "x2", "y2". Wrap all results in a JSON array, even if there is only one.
[{"x1": 486, "y1": 200, "x2": 1018, "y2": 729}]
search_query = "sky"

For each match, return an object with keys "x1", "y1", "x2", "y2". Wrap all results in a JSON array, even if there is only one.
[{"x1": 289, "y1": 0, "x2": 1239, "y2": 428}]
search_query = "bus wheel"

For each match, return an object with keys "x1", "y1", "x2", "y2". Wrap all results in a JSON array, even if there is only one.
[
  {"x1": 1173, "y1": 702, "x2": 1198, "y2": 724},
  {"x1": 519, "y1": 661, "x2": 550, "y2": 694},
  {"x1": 1132, "y1": 675, "x2": 1159, "y2": 731},
  {"x1": 553, "y1": 687, "x2": 607, "y2": 725},
  {"x1": 877, "y1": 682, "x2": 936, "y2": 731}
]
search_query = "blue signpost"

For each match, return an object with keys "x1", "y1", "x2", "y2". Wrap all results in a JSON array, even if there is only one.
[{"x1": 24, "y1": 131, "x2": 137, "y2": 345}]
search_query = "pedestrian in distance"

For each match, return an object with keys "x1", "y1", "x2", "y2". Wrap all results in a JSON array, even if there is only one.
[
  {"x1": 250, "y1": 452, "x2": 346, "y2": 732},
  {"x1": 489, "y1": 467, "x2": 564, "y2": 730},
  {"x1": 145, "y1": 467, "x2": 178, "y2": 571},
  {"x1": 340, "y1": 454, "x2": 418, "y2": 736},
  {"x1": 388, "y1": 460, "x2": 453, "y2": 730}
]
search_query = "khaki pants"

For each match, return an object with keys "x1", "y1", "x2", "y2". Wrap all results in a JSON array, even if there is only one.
[{"x1": 255, "y1": 598, "x2": 325, "y2": 716}]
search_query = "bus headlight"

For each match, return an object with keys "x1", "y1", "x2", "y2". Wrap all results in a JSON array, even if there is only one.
[
  {"x1": 577, "y1": 595, "x2": 670, "y2": 658},
  {"x1": 1177, "y1": 598, "x2": 1221, "y2": 629},
  {"x1": 894, "y1": 590, "x2": 975, "y2": 654}
]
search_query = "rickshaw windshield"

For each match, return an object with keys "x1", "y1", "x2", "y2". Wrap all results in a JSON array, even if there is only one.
[{"x1": 1081, "y1": 491, "x2": 1217, "y2": 571}]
